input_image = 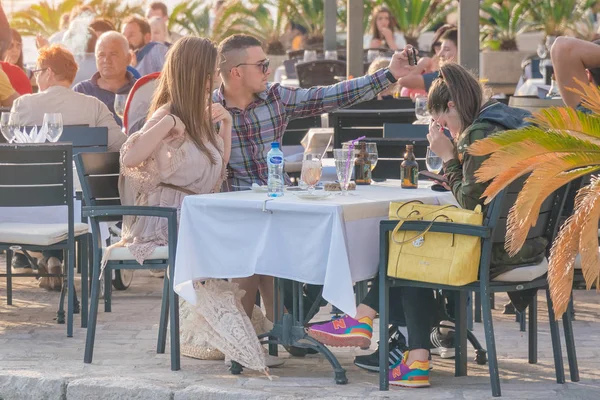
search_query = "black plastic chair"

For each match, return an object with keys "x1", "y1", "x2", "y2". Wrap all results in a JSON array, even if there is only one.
[
  {"x1": 377, "y1": 179, "x2": 578, "y2": 396},
  {"x1": 75, "y1": 152, "x2": 180, "y2": 371},
  {"x1": 295, "y1": 60, "x2": 347, "y2": 88},
  {"x1": 0, "y1": 143, "x2": 89, "y2": 337}
]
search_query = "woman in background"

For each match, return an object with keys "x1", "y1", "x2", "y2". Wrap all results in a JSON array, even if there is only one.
[{"x1": 364, "y1": 6, "x2": 406, "y2": 51}]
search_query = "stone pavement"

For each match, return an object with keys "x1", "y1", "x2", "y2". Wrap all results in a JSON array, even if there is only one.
[{"x1": 1, "y1": 259, "x2": 600, "y2": 400}]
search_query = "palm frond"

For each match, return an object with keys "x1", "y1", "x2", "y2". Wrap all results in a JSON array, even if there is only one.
[
  {"x1": 567, "y1": 78, "x2": 600, "y2": 115},
  {"x1": 533, "y1": 107, "x2": 600, "y2": 144},
  {"x1": 575, "y1": 177, "x2": 600, "y2": 289}
]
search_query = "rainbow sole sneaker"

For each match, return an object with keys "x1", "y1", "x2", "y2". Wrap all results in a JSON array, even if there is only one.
[
  {"x1": 307, "y1": 315, "x2": 372, "y2": 349},
  {"x1": 389, "y1": 352, "x2": 430, "y2": 388}
]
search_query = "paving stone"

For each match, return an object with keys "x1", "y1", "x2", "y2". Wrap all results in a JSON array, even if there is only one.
[
  {"x1": 67, "y1": 378, "x2": 173, "y2": 400},
  {"x1": 0, "y1": 372, "x2": 67, "y2": 400}
]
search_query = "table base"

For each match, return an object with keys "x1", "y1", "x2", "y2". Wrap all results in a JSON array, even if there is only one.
[{"x1": 229, "y1": 278, "x2": 348, "y2": 384}]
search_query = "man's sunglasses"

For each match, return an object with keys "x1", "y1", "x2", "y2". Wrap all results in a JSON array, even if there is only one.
[
  {"x1": 31, "y1": 67, "x2": 48, "y2": 76},
  {"x1": 233, "y1": 59, "x2": 270, "y2": 74}
]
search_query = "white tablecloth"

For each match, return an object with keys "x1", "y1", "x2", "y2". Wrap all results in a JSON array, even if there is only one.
[{"x1": 174, "y1": 180, "x2": 458, "y2": 317}]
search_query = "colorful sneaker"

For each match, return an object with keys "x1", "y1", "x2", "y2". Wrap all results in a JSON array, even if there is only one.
[
  {"x1": 389, "y1": 352, "x2": 430, "y2": 388},
  {"x1": 307, "y1": 315, "x2": 372, "y2": 349}
]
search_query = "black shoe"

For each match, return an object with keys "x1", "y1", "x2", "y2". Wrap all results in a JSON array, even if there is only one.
[
  {"x1": 430, "y1": 323, "x2": 455, "y2": 359},
  {"x1": 354, "y1": 328, "x2": 407, "y2": 372},
  {"x1": 12, "y1": 253, "x2": 32, "y2": 269}
]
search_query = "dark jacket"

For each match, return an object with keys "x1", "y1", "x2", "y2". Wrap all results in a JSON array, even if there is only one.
[{"x1": 443, "y1": 101, "x2": 547, "y2": 280}]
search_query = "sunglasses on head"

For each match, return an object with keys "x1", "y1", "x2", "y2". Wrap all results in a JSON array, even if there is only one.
[{"x1": 233, "y1": 59, "x2": 270, "y2": 74}]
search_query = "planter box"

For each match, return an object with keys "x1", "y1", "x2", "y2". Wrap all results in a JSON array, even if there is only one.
[{"x1": 480, "y1": 50, "x2": 532, "y2": 86}]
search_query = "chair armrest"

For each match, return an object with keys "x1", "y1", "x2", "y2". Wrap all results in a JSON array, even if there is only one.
[
  {"x1": 379, "y1": 220, "x2": 491, "y2": 239},
  {"x1": 82, "y1": 205, "x2": 177, "y2": 220}
]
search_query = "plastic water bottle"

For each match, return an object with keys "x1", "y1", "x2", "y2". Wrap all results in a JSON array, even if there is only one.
[{"x1": 267, "y1": 142, "x2": 284, "y2": 197}]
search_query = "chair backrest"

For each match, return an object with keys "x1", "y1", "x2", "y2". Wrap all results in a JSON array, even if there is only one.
[
  {"x1": 361, "y1": 137, "x2": 429, "y2": 180},
  {"x1": 329, "y1": 103, "x2": 417, "y2": 148},
  {"x1": 282, "y1": 115, "x2": 322, "y2": 147},
  {"x1": 283, "y1": 59, "x2": 299, "y2": 79},
  {"x1": 123, "y1": 72, "x2": 160, "y2": 135},
  {"x1": 74, "y1": 152, "x2": 121, "y2": 222},
  {"x1": 486, "y1": 176, "x2": 567, "y2": 247},
  {"x1": 383, "y1": 123, "x2": 428, "y2": 139},
  {"x1": 287, "y1": 49, "x2": 305, "y2": 60},
  {"x1": 295, "y1": 60, "x2": 347, "y2": 88},
  {"x1": 0, "y1": 143, "x2": 73, "y2": 209}
]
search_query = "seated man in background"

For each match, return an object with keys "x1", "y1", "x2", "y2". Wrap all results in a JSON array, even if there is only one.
[
  {"x1": 122, "y1": 16, "x2": 169, "y2": 76},
  {"x1": 146, "y1": 1, "x2": 182, "y2": 44},
  {"x1": 551, "y1": 37, "x2": 600, "y2": 111},
  {"x1": 149, "y1": 16, "x2": 169, "y2": 45},
  {"x1": 73, "y1": 32, "x2": 137, "y2": 127},
  {"x1": 12, "y1": 44, "x2": 126, "y2": 151}
]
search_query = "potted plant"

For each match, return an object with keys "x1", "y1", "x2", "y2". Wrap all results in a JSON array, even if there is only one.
[
  {"x1": 468, "y1": 80, "x2": 600, "y2": 319},
  {"x1": 169, "y1": 1, "x2": 212, "y2": 38},
  {"x1": 525, "y1": 0, "x2": 596, "y2": 39},
  {"x1": 281, "y1": 0, "x2": 325, "y2": 50},
  {"x1": 479, "y1": 0, "x2": 531, "y2": 87},
  {"x1": 10, "y1": 0, "x2": 80, "y2": 37},
  {"x1": 384, "y1": 0, "x2": 456, "y2": 49}
]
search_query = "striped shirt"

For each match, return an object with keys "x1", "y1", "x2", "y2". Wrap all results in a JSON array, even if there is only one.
[{"x1": 213, "y1": 68, "x2": 393, "y2": 188}]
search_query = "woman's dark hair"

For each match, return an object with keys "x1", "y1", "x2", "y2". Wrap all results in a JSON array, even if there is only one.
[
  {"x1": 427, "y1": 63, "x2": 484, "y2": 133},
  {"x1": 430, "y1": 24, "x2": 455, "y2": 54},
  {"x1": 440, "y1": 28, "x2": 458, "y2": 47},
  {"x1": 90, "y1": 18, "x2": 116, "y2": 35},
  {"x1": 9, "y1": 28, "x2": 24, "y2": 69},
  {"x1": 370, "y1": 6, "x2": 399, "y2": 42}
]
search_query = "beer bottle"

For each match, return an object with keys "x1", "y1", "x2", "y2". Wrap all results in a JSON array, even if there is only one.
[
  {"x1": 354, "y1": 142, "x2": 372, "y2": 185},
  {"x1": 401, "y1": 145, "x2": 419, "y2": 189}
]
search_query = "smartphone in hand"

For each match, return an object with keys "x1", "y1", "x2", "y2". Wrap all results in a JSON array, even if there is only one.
[
  {"x1": 419, "y1": 170, "x2": 448, "y2": 184},
  {"x1": 408, "y1": 48, "x2": 418, "y2": 66}
]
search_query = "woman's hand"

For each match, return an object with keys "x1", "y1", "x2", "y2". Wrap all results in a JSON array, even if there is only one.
[
  {"x1": 380, "y1": 27, "x2": 394, "y2": 42},
  {"x1": 35, "y1": 34, "x2": 49, "y2": 49},
  {"x1": 211, "y1": 103, "x2": 232, "y2": 126},
  {"x1": 427, "y1": 120, "x2": 456, "y2": 163}
]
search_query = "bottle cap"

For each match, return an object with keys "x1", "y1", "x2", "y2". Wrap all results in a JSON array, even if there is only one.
[{"x1": 271, "y1": 142, "x2": 280, "y2": 149}]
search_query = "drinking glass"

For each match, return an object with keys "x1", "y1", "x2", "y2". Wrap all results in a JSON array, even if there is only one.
[
  {"x1": 301, "y1": 154, "x2": 322, "y2": 194},
  {"x1": 0, "y1": 112, "x2": 19, "y2": 143},
  {"x1": 366, "y1": 142, "x2": 378, "y2": 171},
  {"x1": 114, "y1": 94, "x2": 127, "y2": 119},
  {"x1": 333, "y1": 148, "x2": 355, "y2": 195},
  {"x1": 324, "y1": 50, "x2": 338, "y2": 60},
  {"x1": 43, "y1": 113, "x2": 63, "y2": 142},
  {"x1": 303, "y1": 50, "x2": 318, "y2": 62},
  {"x1": 426, "y1": 147, "x2": 443, "y2": 174},
  {"x1": 415, "y1": 95, "x2": 430, "y2": 123}
]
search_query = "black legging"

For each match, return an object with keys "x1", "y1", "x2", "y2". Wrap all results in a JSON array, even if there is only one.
[{"x1": 362, "y1": 279, "x2": 437, "y2": 350}]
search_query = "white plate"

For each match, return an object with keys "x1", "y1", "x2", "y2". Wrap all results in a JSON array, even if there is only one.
[
  {"x1": 251, "y1": 185, "x2": 269, "y2": 193},
  {"x1": 295, "y1": 192, "x2": 332, "y2": 200}
]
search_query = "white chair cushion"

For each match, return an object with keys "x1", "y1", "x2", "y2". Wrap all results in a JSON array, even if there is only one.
[
  {"x1": 0, "y1": 223, "x2": 89, "y2": 246},
  {"x1": 492, "y1": 258, "x2": 548, "y2": 282},
  {"x1": 572, "y1": 247, "x2": 600, "y2": 270},
  {"x1": 103, "y1": 245, "x2": 169, "y2": 261}
]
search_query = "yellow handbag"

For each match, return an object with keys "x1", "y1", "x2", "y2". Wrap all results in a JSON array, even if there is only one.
[{"x1": 387, "y1": 200, "x2": 484, "y2": 286}]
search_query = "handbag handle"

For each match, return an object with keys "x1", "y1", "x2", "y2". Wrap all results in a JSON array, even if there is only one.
[{"x1": 391, "y1": 214, "x2": 452, "y2": 245}]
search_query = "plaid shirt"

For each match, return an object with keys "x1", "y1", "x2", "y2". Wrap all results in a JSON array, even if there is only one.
[{"x1": 213, "y1": 69, "x2": 393, "y2": 188}]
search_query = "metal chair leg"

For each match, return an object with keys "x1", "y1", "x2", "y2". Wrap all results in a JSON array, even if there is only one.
[
  {"x1": 57, "y1": 252, "x2": 67, "y2": 325},
  {"x1": 67, "y1": 247, "x2": 75, "y2": 337},
  {"x1": 157, "y1": 268, "x2": 169, "y2": 354},
  {"x1": 6, "y1": 249, "x2": 12, "y2": 305},
  {"x1": 84, "y1": 250, "x2": 102, "y2": 364},
  {"x1": 454, "y1": 291, "x2": 468, "y2": 377},
  {"x1": 466, "y1": 292, "x2": 474, "y2": 331},
  {"x1": 518, "y1": 309, "x2": 526, "y2": 332},
  {"x1": 481, "y1": 284, "x2": 501, "y2": 397},
  {"x1": 378, "y1": 274, "x2": 390, "y2": 391},
  {"x1": 104, "y1": 267, "x2": 112, "y2": 313},
  {"x1": 80, "y1": 235, "x2": 89, "y2": 328},
  {"x1": 545, "y1": 289, "x2": 565, "y2": 384},
  {"x1": 562, "y1": 294, "x2": 579, "y2": 382},
  {"x1": 528, "y1": 295, "x2": 537, "y2": 364}
]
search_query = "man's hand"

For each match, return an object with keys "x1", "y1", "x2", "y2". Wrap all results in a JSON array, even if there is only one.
[
  {"x1": 388, "y1": 46, "x2": 417, "y2": 80},
  {"x1": 427, "y1": 120, "x2": 456, "y2": 163}
]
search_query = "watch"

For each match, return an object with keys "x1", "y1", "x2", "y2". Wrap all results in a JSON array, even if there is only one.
[{"x1": 384, "y1": 68, "x2": 397, "y2": 83}]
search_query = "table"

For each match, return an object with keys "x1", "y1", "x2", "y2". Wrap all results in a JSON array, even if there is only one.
[
  {"x1": 174, "y1": 181, "x2": 457, "y2": 316},
  {"x1": 174, "y1": 180, "x2": 457, "y2": 382}
]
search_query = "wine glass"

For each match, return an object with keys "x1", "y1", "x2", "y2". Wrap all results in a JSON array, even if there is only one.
[
  {"x1": 415, "y1": 95, "x2": 430, "y2": 124},
  {"x1": 365, "y1": 143, "x2": 378, "y2": 171},
  {"x1": 333, "y1": 148, "x2": 355, "y2": 195},
  {"x1": 324, "y1": 50, "x2": 338, "y2": 60},
  {"x1": 303, "y1": 50, "x2": 317, "y2": 62},
  {"x1": 1, "y1": 112, "x2": 19, "y2": 143},
  {"x1": 114, "y1": 94, "x2": 127, "y2": 119},
  {"x1": 43, "y1": 113, "x2": 63, "y2": 142},
  {"x1": 426, "y1": 147, "x2": 443, "y2": 174},
  {"x1": 301, "y1": 154, "x2": 322, "y2": 194}
]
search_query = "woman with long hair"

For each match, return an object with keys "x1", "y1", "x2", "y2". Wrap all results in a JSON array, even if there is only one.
[
  {"x1": 120, "y1": 36, "x2": 231, "y2": 259},
  {"x1": 364, "y1": 6, "x2": 406, "y2": 51}
]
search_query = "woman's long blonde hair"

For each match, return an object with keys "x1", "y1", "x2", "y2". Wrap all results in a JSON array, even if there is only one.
[{"x1": 148, "y1": 36, "x2": 220, "y2": 164}]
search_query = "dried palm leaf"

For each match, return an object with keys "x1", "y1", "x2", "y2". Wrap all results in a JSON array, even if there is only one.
[
  {"x1": 575, "y1": 177, "x2": 600, "y2": 289},
  {"x1": 567, "y1": 77, "x2": 600, "y2": 115}
]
